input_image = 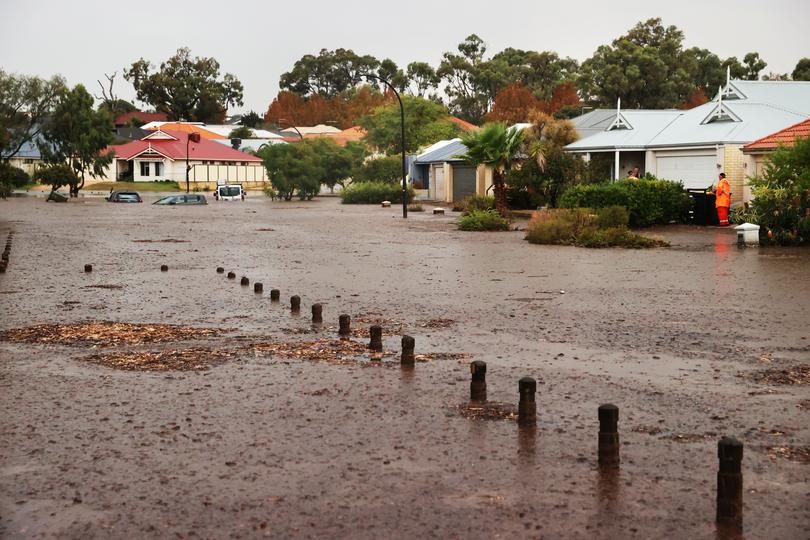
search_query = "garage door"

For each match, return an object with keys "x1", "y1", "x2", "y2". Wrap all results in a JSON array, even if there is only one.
[
  {"x1": 452, "y1": 165, "x2": 477, "y2": 202},
  {"x1": 656, "y1": 154, "x2": 717, "y2": 190}
]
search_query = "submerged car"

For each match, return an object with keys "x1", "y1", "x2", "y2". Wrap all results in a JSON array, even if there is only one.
[
  {"x1": 107, "y1": 191, "x2": 142, "y2": 203},
  {"x1": 153, "y1": 194, "x2": 208, "y2": 205}
]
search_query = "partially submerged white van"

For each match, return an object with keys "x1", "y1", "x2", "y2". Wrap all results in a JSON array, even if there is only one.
[{"x1": 213, "y1": 182, "x2": 245, "y2": 201}]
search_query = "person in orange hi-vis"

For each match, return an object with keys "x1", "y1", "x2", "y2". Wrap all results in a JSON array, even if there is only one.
[{"x1": 713, "y1": 172, "x2": 731, "y2": 226}]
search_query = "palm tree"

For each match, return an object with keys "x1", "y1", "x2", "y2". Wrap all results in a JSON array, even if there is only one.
[{"x1": 458, "y1": 123, "x2": 524, "y2": 216}]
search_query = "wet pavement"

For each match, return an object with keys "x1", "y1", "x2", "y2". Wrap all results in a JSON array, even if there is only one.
[{"x1": 1, "y1": 195, "x2": 808, "y2": 539}]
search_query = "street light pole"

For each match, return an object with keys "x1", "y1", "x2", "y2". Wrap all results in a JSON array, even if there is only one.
[
  {"x1": 361, "y1": 73, "x2": 407, "y2": 218},
  {"x1": 278, "y1": 119, "x2": 304, "y2": 141},
  {"x1": 186, "y1": 132, "x2": 201, "y2": 193}
]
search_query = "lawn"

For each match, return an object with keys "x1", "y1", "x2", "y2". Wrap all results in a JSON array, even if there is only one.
[{"x1": 87, "y1": 181, "x2": 182, "y2": 192}]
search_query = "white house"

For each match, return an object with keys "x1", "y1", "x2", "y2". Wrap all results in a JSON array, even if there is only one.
[{"x1": 565, "y1": 79, "x2": 810, "y2": 203}]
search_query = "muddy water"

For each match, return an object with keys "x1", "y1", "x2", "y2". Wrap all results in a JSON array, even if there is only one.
[{"x1": 1, "y1": 195, "x2": 808, "y2": 539}]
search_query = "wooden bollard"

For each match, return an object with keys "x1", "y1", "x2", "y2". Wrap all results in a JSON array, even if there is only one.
[
  {"x1": 401, "y1": 335, "x2": 415, "y2": 365},
  {"x1": 290, "y1": 295, "x2": 300, "y2": 312},
  {"x1": 312, "y1": 303, "x2": 323, "y2": 323},
  {"x1": 338, "y1": 314, "x2": 351, "y2": 337},
  {"x1": 216, "y1": 267, "x2": 225, "y2": 273},
  {"x1": 84, "y1": 264, "x2": 92, "y2": 273},
  {"x1": 716, "y1": 437, "x2": 744, "y2": 528},
  {"x1": 369, "y1": 325, "x2": 383, "y2": 351},
  {"x1": 227, "y1": 271, "x2": 236, "y2": 279},
  {"x1": 270, "y1": 289, "x2": 280, "y2": 301},
  {"x1": 517, "y1": 377, "x2": 536, "y2": 427},
  {"x1": 254, "y1": 282, "x2": 263, "y2": 293},
  {"x1": 470, "y1": 360, "x2": 487, "y2": 402},
  {"x1": 160, "y1": 264, "x2": 169, "y2": 272},
  {"x1": 598, "y1": 404, "x2": 620, "y2": 468},
  {"x1": 240, "y1": 276, "x2": 249, "y2": 286}
]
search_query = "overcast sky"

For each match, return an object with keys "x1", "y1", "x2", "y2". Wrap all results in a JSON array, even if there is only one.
[{"x1": 1, "y1": 0, "x2": 808, "y2": 114}]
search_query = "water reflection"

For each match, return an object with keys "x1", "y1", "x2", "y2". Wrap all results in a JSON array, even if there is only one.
[{"x1": 517, "y1": 425, "x2": 536, "y2": 469}]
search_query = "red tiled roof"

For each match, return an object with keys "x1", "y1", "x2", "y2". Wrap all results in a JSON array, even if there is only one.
[
  {"x1": 743, "y1": 118, "x2": 810, "y2": 151},
  {"x1": 144, "y1": 122, "x2": 225, "y2": 139},
  {"x1": 449, "y1": 117, "x2": 478, "y2": 131},
  {"x1": 114, "y1": 111, "x2": 167, "y2": 126},
  {"x1": 107, "y1": 129, "x2": 261, "y2": 162}
]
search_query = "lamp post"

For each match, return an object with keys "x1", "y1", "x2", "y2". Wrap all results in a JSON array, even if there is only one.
[
  {"x1": 185, "y1": 132, "x2": 201, "y2": 193},
  {"x1": 278, "y1": 119, "x2": 304, "y2": 141},
  {"x1": 359, "y1": 73, "x2": 407, "y2": 218}
]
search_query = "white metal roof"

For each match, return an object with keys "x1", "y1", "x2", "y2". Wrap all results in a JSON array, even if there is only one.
[
  {"x1": 565, "y1": 80, "x2": 810, "y2": 152},
  {"x1": 566, "y1": 110, "x2": 682, "y2": 151}
]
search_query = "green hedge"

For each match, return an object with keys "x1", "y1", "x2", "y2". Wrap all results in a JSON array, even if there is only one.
[
  {"x1": 558, "y1": 179, "x2": 692, "y2": 227},
  {"x1": 340, "y1": 181, "x2": 414, "y2": 204}
]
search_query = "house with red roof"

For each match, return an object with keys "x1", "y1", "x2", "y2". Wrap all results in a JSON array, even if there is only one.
[
  {"x1": 113, "y1": 111, "x2": 168, "y2": 127},
  {"x1": 741, "y1": 118, "x2": 810, "y2": 201},
  {"x1": 103, "y1": 129, "x2": 266, "y2": 184}
]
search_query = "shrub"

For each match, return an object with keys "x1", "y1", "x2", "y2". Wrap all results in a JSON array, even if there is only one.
[
  {"x1": 0, "y1": 162, "x2": 31, "y2": 188},
  {"x1": 525, "y1": 208, "x2": 595, "y2": 244},
  {"x1": 559, "y1": 179, "x2": 692, "y2": 227},
  {"x1": 746, "y1": 136, "x2": 810, "y2": 245},
  {"x1": 596, "y1": 205, "x2": 629, "y2": 228},
  {"x1": 352, "y1": 156, "x2": 401, "y2": 183},
  {"x1": 578, "y1": 227, "x2": 667, "y2": 248},
  {"x1": 458, "y1": 209, "x2": 510, "y2": 231},
  {"x1": 454, "y1": 194, "x2": 495, "y2": 213},
  {"x1": 0, "y1": 182, "x2": 11, "y2": 199},
  {"x1": 36, "y1": 164, "x2": 79, "y2": 190},
  {"x1": 525, "y1": 208, "x2": 668, "y2": 248},
  {"x1": 340, "y1": 181, "x2": 414, "y2": 204},
  {"x1": 408, "y1": 202, "x2": 424, "y2": 212}
]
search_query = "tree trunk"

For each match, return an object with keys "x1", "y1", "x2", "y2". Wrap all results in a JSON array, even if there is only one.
[{"x1": 492, "y1": 171, "x2": 508, "y2": 217}]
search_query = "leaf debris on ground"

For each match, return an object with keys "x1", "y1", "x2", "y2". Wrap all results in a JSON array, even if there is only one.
[
  {"x1": 416, "y1": 318, "x2": 456, "y2": 329},
  {"x1": 765, "y1": 445, "x2": 810, "y2": 464},
  {"x1": 81, "y1": 348, "x2": 235, "y2": 371},
  {"x1": 455, "y1": 401, "x2": 517, "y2": 421},
  {"x1": 741, "y1": 364, "x2": 810, "y2": 385},
  {"x1": 0, "y1": 321, "x2": 227, "y2": 346}
]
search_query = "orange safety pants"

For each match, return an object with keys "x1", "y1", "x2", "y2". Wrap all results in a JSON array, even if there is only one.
[{"x1": 717, "y1": 206, "x2": 729, "y2": 226}]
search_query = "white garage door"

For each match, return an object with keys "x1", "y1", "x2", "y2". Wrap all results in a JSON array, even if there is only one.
[{"x1": 656, "y1": 155, "x2": 717, "y2": 190}]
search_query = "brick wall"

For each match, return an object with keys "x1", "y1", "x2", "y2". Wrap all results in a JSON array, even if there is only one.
[{"x1": 723, "y1": 145, "x2": 745, "y2": 205}]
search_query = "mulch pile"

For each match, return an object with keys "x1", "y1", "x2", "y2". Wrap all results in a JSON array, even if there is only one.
[
  {"x1": 742, "y1": 364, "x2": 810, "y2": 385},
  {"x1": 0, "y1": 321, "x2": 226, "y2": 346},
  {"x1": 455, "y1": 401, "x2": 517, "y2": 421},
  {"x1": 81, "y1": 348, "x2": 235, "y2": 371}
]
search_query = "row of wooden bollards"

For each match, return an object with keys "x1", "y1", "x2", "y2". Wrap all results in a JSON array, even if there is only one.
[
  {"x1": 0, "y1": 231, "x2": 12, "y2": 273},
  {"x1": 468, "y1": 360, "x2": 744, "y2": 529},
  {"x1": 215, "y1": 267, "x2": 418, "y2": 364}
]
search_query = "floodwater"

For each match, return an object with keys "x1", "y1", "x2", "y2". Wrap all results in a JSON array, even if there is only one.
[{"x1": 1, "y1": 195, "x2": 808, "y2": 539}]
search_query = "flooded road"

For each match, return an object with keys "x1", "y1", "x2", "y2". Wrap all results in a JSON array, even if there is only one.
[{"x1": 1, "y1": 195, "x2": 808, "y2": 538}]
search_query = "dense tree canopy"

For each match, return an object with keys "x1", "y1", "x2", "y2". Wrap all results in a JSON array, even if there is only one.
[
  {"x1": 792, "y1": 58, "x2": 810, "y2": 81},
  {"x1": 359, "y1": 96, "x2": 461, "y2": 154},
  {"x1": 0, "y1": 70, "x2": 65, "y2": 159},
  {"x1": 125, "y1": 48, "x2": 244, "y2": 123},
  {"x1": 39, "y1": 84, "x2": 113, "y2": 193}
]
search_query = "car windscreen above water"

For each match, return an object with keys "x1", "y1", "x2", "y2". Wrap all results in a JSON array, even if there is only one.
[{"x1": 220, "y1": 187, "x2": 241, "y2": 196}]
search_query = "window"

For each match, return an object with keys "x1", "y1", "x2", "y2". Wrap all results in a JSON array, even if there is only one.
[
  {"x1": 140, "y1": 162, "x2": 150, "y2": 176},
  {"x1": 154, "y1": 162, "x2": 164, "y2": 176}
]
